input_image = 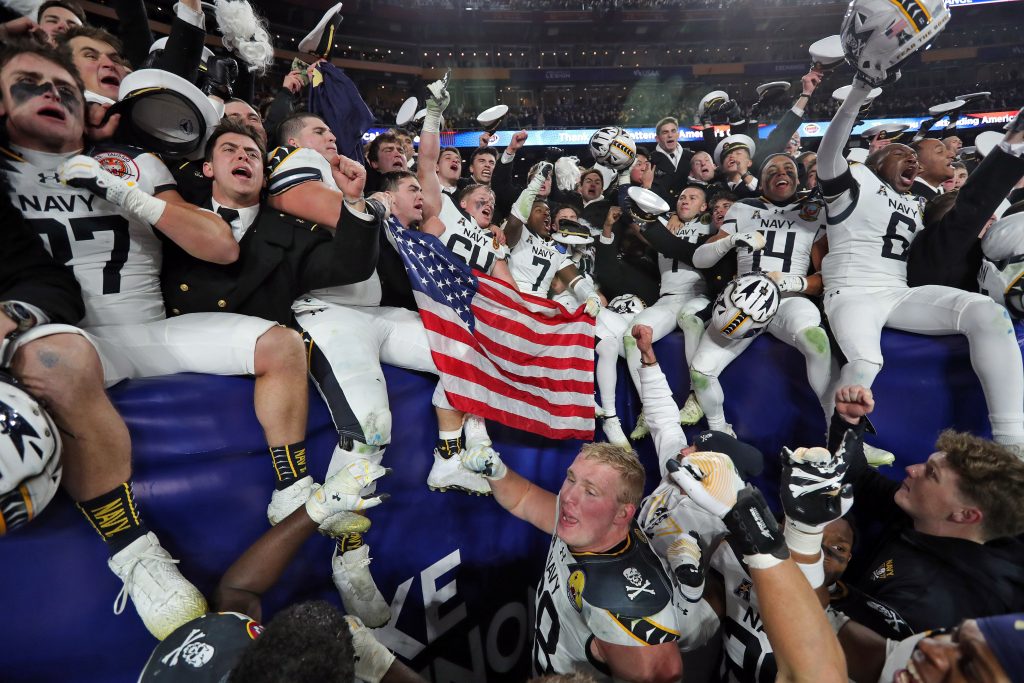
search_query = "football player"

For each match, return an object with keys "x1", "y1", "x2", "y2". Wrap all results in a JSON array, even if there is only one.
[
  {"x1": 0, "y1": 41, "x2": 313, "y2": 638},
  {"x1": 690, "y1": 153, "x2": 834, "y2": 434},
  {"x1": 461, "y1": 442, "x2": 684, "y2": 682},
  {"x1": 265, "y1": 109, "x2": 490, "y2": 626},
  {"x1": 816, "y1": 78, "x2": 1024, "y2": 450}
]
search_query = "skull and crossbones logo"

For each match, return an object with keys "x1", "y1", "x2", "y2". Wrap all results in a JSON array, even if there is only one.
[{"x1": 623, "y1": 567, "x2": 655, "y2": 600}]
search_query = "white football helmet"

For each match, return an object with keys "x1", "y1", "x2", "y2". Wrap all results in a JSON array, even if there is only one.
[
  {"x1": 0, "y1": 373, "x2": 62, "y2": 535},
  {"x1": 840, "y1": 0, "x2": 951, "y2": 87},
  {"x1": 711, "y1": 273, "x2": 782, "y2": 341},
  {"x1": 979, "y1": 260, "x2": 1024, "y2": 320},
  {"x1": 589, "y1": 126, "x2": 636, "y2": 172},
  {"x1": 607, "y1": 294, "x2": 646, "y2": 316}
]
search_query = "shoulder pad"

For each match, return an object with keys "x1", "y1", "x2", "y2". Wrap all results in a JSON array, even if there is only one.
[
  {"x1": 574, "y1": 526, "x2": 674, "y2": 618},
  {"x1": 266, "y1": 145, "x2": 300, "y2": 173},
  {"x1": 736, "y1": 197, "x2": 768, "y2": 210}
]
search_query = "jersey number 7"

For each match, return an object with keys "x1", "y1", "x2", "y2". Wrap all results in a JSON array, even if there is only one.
[{"x1": 34, "y1": 216, "x2": 131, "y2": 294}]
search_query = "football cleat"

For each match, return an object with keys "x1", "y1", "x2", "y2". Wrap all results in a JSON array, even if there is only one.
[
  {"x1": 332, "y1": 544, "x2": 391, "y2": 628},
  {"x1": 267, "y1": 475, "x2": 318, "y2": 526},
  {"x1": 863, "y1": 443, "x2": 896, "y2": 468},
  {"x1": 108, "y1": 532, "x2": 208, "y2": 640},
  {"x1": 601, "y1": 415, "x2": 631, "y2": 449},
  {"x1": 679, "y1": 392, "x2": 705, "y2": 426},
  {"x1": 427, "y1": 449, "x2": 492, "y2": 495},
  {"x1": 630, "y1": 412, "x2": 650, "y2": 441}
]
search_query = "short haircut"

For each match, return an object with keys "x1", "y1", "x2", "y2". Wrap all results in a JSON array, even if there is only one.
[
  {"x1": 952, "y1": 161, "x2": 967, "y2": 172},
  {"x1": 936, "y1": 429, "x2": 1024, "y2": 539},
  {"x1": 439, "y1": 146, "x2": 461, "y2": 159},
  {"x1": 580, "y1": 168, "x2": 603, "y2": 185},
  {"x1": 579, "y1": 442, "x2": 645, "y2": 507},
  {"x1": 0, "y1": 39, "x2": 85, "y2": 94},
  {"x1": 204, "y1": 118, "x2": 265, "y2": 161},
  {"x1": 635, "y1": 145, "x2": 651, "y2": 161},
  {"x1": 228, "y1": 601, "x2": 354, "y2": 683},
  {"x1": 656, "y1": 117, "x2": 678, "y2": 134},
  {"x1": 552, "y1": 203, "x2": 579, "y2": 218},
  {"x1": 59, "y1": 24, "x2": 124, "y2": 60},
  {"x1": 712, "y1": 191, "x2": 738, "y2": 206},
  {"x1": 367, "y1": 131, "x2": 402, "y2": 164},
  {"x1": 469, "y1": 146, "x2": 498, "y2": 164},
  {"x1": 680, "y1": 183, "x2": 709, "y2": 201},
  {"x1": 38, "y1": 0, "x2": 86, "y2": 24},
  {"x1": 864, "y1": 143, "x2": 913, "y2": 176},
  {"x1": 276, "y1": 112, "x2": 320, "y2": 146},
  {"x1": 379, "y1": 169, "x2": 416, "y2": 193},
  {"x1": 456, "y1": 183, "x2": 494, "y2": 204}
]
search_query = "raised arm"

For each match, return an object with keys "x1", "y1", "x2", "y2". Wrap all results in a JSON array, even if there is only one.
[
  {"x1": 416, "y1": 78, "x2": 450, "y2": 220},
  {"x1": 503, "y1": 162, "x2": 551, "y2": 248},
  {"x1": 631, "y1": 324, "x2": 687, "y2": 476},
  {"x1": 817, "y1": 80, "x2": 873, "y2": 183},
  {"x1": 461, "y1": 445, "x2": 557, "y2": 534},
  {"x1": 753, "y1": 69, "x2": 823, "y2": 169}
]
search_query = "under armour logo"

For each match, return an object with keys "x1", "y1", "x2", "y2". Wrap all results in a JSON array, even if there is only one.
[{"x1": 37, "y1": 172, "x2": 60, "y2": 184}]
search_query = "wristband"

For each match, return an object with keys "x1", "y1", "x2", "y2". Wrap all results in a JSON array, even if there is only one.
[
  {"x1": 796, "y1": 554, "x2": 825, "y2": 589},
  {"x1": 113, "y1": 184, "x2": 167, "y2": 226},
  {"x1": 825, "y1": 606, "x2": 852, "y2": 634},
  {"x1": 640, "y1": 359, "x2": 658, "y2": 367}
]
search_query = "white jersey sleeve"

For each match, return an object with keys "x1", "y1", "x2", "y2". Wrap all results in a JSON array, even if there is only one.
[
  {"x1": 724, "y1": 197, "x2": 825, "y2": 276},
  {"x1": 436, "y1": 194, "x2": 508, "y2": 275},
  {"x1": 266, "y1": 145, "x2": 339, "y2": 195},
  {"x1": 2, "y1": 145, "x2": 168, "y2": 326},
  {"x1": 821, "y1": 163, "x2": 925, "y2": 290},
  {"x1": 509, "y1": 231, "x2": 575, "y2": 295}
]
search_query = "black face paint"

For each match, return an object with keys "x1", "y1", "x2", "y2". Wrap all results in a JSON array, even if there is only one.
[{"x1": 9, "y1": 79, "x2": 80, "y2": 117}]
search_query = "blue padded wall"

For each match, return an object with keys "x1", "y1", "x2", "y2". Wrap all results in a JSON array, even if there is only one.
[{"x1": 0, "y1": 326, "x2": 1018, "y2": 682}]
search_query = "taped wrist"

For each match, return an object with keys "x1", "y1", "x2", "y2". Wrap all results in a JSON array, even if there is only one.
[
  {"x1": 724, "y1": 486, "x2": 789, "y2": 561},
  {"x1": 422, "y1": 107, "x2": 442, "y2": 134},
  {"x1": 108, "y1": 181, "x2": 167, "y2": 225},
  {"x1": 784, "y1": 518, "x2": 824, "y2": 556},
  {"x1": 512, "y1": 171, "x2": 546, "y2": 222},
  {"x1": 570, "y1": 275, "x2": 597, "y2": 304},
  {"x1": 693, "y1": 237, "x2": 732, "y2": 268},
  {"x1": 796, "y1": 553, "x2": 825, "y2": 589}
]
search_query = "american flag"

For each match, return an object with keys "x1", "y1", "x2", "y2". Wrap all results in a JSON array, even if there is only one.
[{"x1": 386, "y1": 219, "x2": 596, "y2": 440}]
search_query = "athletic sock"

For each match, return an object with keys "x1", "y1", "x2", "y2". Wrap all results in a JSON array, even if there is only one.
[
  {"x1": 77, "y1": 482, "x2": 149, "y2": 556},
  {"x1": 269, "y1": 441, "x2": 308, "y2": 490},
  {"x1": 336, "y1": 532, "x2": 364, "y2": 555},
  {"x1": 435, "y1": 432, "x2": 464, "y2": 459}
]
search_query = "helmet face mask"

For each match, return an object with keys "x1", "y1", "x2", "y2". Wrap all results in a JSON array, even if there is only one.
[{"x1": 840, "y1": 0, "x2": 951, "y2": 87}]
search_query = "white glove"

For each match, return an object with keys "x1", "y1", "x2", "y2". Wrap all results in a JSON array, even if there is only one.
[
  {"x1": 665, "y1": 531, "x2": 705, "y2": 602},
  {"x1": 667, "y1": 452, "x2": 744, "y2": 518},
  {"x1": 554, "y1": 156, "x2": 581, "y2": 192},
  {"x1": 423, "y1": 78, "x2": 450, "y2": 134},
  {"x1": 460, "y1": 444, "x2": 508, "y2": 480},
  {"x1": 305, "y1": 459, "x2": 390, "y2": 526},
  {"x1": 512, "y1": 161, "x2": 552, "y2": 223},
  {"x1": 584, "y1": 293, "x2": 601, "y2": 318},
  {"x1": 58, "y1": 155, "x2": 166, "y2": 225},
  {"x1": 730, "y1": 230, "x2": 766, "y2": 251},
  {"x1": 346, "y1": 615, "x2": 396, "y2": 683},
  {"x1": 768, "y1": 271, "x2": 807, "y2": 293}
]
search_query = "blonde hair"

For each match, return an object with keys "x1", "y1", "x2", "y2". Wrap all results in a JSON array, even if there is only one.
[{"x1": 579, "y1": 442, "x2": 645, "y2": 506}]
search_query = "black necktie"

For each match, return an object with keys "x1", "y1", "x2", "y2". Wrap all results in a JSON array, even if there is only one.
[{"x1": 217, "y1": 207, "x2": 240, "y2": 226}]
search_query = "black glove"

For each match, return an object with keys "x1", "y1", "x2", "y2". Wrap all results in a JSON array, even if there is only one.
[
  {"x1": 204, "y1": 56, "x2": 239, "y2": 99},
  {"x1": 724, "y1": 486, "x2": 789, "y2": 562}
]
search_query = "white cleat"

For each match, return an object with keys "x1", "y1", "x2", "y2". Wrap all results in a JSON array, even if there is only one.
[
  {"x1": 333, "y1": 544, "x2": 391, "y2": 628},
  {"x1": 427, "y1": 449, "x2": 492, "y2": 495},
  {"x1": 864, "y1": 443, "x2": 896, "y2": 468},
  {"x1": 630, "y1": 412, "x2": 650, "y2": 441},
  {"x1": 108, "y1": 532, "x2": 208, "y2": 640},
  {"x1": 679, "y1": 392, "x2": 705, "y2": 426},
  {"x1": 602, "y1": 415, "x2": 631, "y2": 449},
  {"x1": 267, "y1": 475, "x2": 318, "y2": 526}
]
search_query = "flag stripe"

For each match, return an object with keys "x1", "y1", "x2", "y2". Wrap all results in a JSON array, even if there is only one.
[{"x1": 388, "y1": 220, "x2": 595, "y2": 440}]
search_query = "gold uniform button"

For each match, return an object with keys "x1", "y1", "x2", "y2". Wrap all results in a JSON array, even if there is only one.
[
  {"x1": 179, "y1": 283, "x2": 189, "y2": 292},
  {"x1": 217, "y1": 299, "x2": 227, "y2": 308}
]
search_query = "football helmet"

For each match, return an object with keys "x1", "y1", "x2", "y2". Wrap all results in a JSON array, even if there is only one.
[
  {"x1": 840, "y1": 0, "x2": 951, "y2": 87},
  {"x1": 607, "y1": 294, "x2": 646, "y2": 316},
  {"x1": 0, "y1": 372, "x2": 62, "y2": 535},
  {"x1": 711, "y1": 273, "x2": 782, "y2": 341}
]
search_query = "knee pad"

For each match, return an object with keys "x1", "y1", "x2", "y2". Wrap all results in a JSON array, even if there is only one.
[
  {"x1": 356, "y1": 409, "x2": 392, "y2": 447},
  {"x1": 596, "y1": 336, "x2": 619, "y2": 357},
  {"x1": 961, "y1": 299, "x2": 1015, "y2": 336},
  {"x1": 797, "y1": 326, "x2": 831, "y2": 357},
  {"x1": 677, "y1": 311, "x2": 704, "y2": 335}
]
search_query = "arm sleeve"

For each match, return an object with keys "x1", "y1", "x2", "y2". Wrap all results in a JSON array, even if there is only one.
[
  {"x1": 754, "y1": 108, "x2": 805, "y2": 170},
  {"x1": 154, "y1": 15, "x2": 206, "y2": 82},
  {"x1": 264, "y1": 88, "x2": 299, "y2": 148},
  {"x1": 827, "y1": 411, "x2": 903, "y2": 525},
  {"x1": 817, "y1": 80, "x2": 873, "y2": 182},
  {"x1": 908, "y1": 147, "x2": 1024, "y2": 289},
  {"x1": 491, "y1": 157, "x2": 517, "y2": 220},
  {"x1": 112, "y1": 0, "x2": 154, "y2": 69},
  {"x1": 299, "y1": 202, "x2": 382, "y2": 293},
  {"x1": 640, "y1": 365, "x2": 687, "y2": 477},
  {"x1": 0, "y1": 195, "x2": 84, "y2": 325},
  {"x1": 644, "y1": 221, "x2": 703, "y2": 264}
]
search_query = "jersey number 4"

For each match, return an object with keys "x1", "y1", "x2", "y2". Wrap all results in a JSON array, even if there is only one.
[
  {"x1": 880, "y1": 212, "x2": 917, "y2": 262},
  {"x1": 750, "y1": 232, "x2": 796, "y2": 273},
  {"x1": 447, "y1": 233, "x2": 496, "y2": 274},
  {"x1": 33, "y1": 216, "x2": 131, "y2": 294}
]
